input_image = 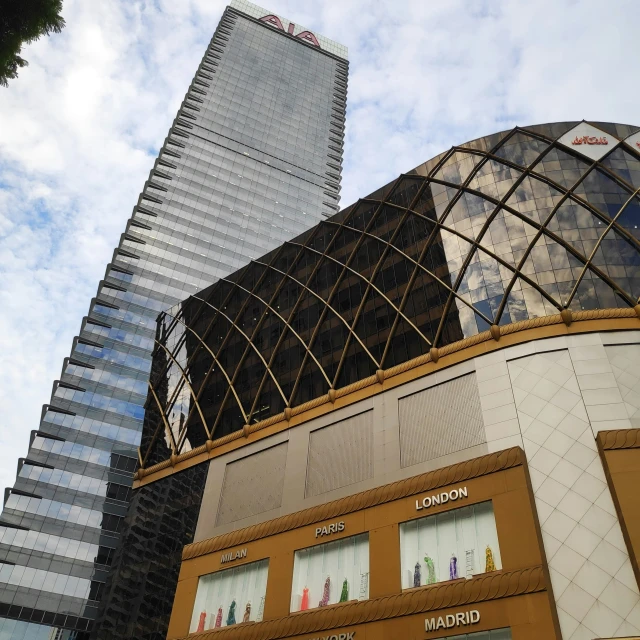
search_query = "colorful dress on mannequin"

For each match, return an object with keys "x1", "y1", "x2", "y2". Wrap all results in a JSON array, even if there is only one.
[
  {"x1": 339, "y1": 578, "x2": 349, "y2": 602},
  {"x1": 318, "y1": 576, "x2": 331, "y2": 607},
  {"x1": 196, "y1": 611, "x2": 206, "y2": 632},
  {"x1": 300, "y1": 587, "x2": 309, "y2": 611},
  {"x1": 226, "y1": 600, "x2": 237, "y2": 626},
  {"x1": 413, "y1": 562, "x2": 421, "y2": 587},
  {"x1": 424, "y1": 555, "x2": 436, "y2": 584},
  {"x1": 449, "y1": 554, "x2": 458, "y2": 580},
  {"x1": 214, "y1": 607, "x2": 223, "y2": 628},
  {"x1": 242, "y1": 602, "x2": 251, "y2": 623},
  {"x1": 485, "y1": 545, "x2": 496, "y2": 572}
]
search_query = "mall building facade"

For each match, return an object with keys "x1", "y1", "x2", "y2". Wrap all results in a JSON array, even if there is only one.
[{"x1": 106, "y1": 121, "x2": 640, "y2": 640}]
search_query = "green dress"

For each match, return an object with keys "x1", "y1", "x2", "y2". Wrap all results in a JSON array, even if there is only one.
[
  {"x1": 226, "y1": 600, "x2": 236, "y2": 626},
  {"x1": 339, "y1": 578, "x2": 349, "y2": 602},
  {"x1": 424, "y1": 555, "x2": 436, "y2": 584}
]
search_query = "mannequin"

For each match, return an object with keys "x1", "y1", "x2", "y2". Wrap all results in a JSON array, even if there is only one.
[
  {"x1": 449, "y1": 552, "x2": 458, "y2": 580},
  {"x1": 318, "y1": 576, "x2": 331, "y2": 607},
  {"x1": 424, "y1": 554, "x2": 436, "y2": 584},
  {"x1": 226, "y1": 600, "x2": 236, "y2": 625},
  {"x1": 485, "y1": 545, "x2": 496, "y2": 572},
  {"x1": 339, "y1": 578, "x2": 349, "y2": 602},
  {"x1": 300, "y1": 586, "x2": 310, "y2": 610},
  {"x1": 196, "y1": 610, "x2": 206, "y2": 632}
]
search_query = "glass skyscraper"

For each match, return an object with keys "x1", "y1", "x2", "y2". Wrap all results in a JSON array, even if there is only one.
[{"x1": 0, "y1": 2, "x2": 348, "y2": 638}]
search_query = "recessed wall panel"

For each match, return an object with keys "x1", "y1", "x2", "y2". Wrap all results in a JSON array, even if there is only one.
[
  {"x1": 216, "y1": 442, "x2": 288, "y2": 526},
  {"x1": 399, "y1": 373, "x2": 485, "y2": 468},
  {"x1": 305, "y1": 411, "x2": 373, "y2": 498}
]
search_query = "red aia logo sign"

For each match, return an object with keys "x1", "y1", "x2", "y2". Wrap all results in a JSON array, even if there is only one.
[
  {"x1": 572, "y1": 135, "x2": 608, "y2": 146},
  {"x1": 636, "y1": 142, "x2": 640, "y2": 149},
  {"x1": 259, "y1": 14, "x2": 321, "y2": 47}
]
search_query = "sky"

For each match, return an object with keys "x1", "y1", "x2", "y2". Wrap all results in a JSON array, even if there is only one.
[{"x1": 0, "y1": 0, "x2": 639, "y2": 491}]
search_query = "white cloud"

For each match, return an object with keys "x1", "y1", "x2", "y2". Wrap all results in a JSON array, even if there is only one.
[{"x1": 0, "y1": 0, "x2": 638, "y2": 492}]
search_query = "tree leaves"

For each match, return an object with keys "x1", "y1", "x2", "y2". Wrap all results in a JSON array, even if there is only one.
[{"x1": 0, "y1": 0, "x2": 65, "y2": 87}]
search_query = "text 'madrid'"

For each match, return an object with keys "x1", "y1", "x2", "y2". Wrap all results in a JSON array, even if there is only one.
[{"x1": 425, "y1": 609, "x2": 480, "y2": 632}]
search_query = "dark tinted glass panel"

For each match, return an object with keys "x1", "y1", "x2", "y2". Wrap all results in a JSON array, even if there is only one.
[{"x1": 140, "y1": 123, "x2": 640, "y2": 477}]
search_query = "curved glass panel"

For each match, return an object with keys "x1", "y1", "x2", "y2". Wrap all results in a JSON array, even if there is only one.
[{"x1": 141, "y1": 123, "x2": 640, "y2": 467}]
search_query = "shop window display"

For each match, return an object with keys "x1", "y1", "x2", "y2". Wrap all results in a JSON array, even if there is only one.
[
  {"x1": 400, "y1": 501, "x2": 501, "y2": 589},
  {"x1": 443, "y1": 629, "x2": 512, "y2": 640},
  {"x1": 189, "y1": 559, "x2": 268, "y2": 632},
  {"x1": 290, "y1": 533, "x2": 369, "y2": 612}
]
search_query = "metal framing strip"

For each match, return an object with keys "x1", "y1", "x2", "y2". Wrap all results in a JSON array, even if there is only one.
[
  {"x1": 163, "y1": 313, "x2": 251, "y2": 441},
  {"x1": 285, "y1": 194, "x2": 396, "y2": 403},
  {"x1": 565, "y1": 187, "x2": 640, "y2": 306},
  {"x1": 153, "y1": 339, "x2": 212, "y2": 452},
  {"x1": 244, "y1": 234, "x2": 333, "y2": 422},
  {"x1": 143, "y1": 381, "x2": 178, "y2": 466},
  {"x1": 203, "y1": 225, "x2": 332, "y2": 432}
]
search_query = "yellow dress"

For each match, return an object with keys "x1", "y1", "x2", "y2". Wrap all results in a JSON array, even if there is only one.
[{"x1": 485, "y1": 545, "x2": 496, "y2": 572}]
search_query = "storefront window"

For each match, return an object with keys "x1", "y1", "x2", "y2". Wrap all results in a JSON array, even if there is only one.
[
  {"x1": 189, "y1": 559, "x2": 268, "y2": 633},
  {"x1": 444, "y1": 629, "x2": 511, "y2": 639},
  {"x1": 400, "y1": 501, "x2": 501, "y2": 589},
  {"x1": 290, "y1": 533, "x2": 369, "y2": 612}
]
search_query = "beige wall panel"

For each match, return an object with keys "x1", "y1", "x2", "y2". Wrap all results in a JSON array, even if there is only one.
[
  {"x1": 305, "y1": 410, "x2": 373, "y2": 497},
  {"x1": 498, "y1": 334, "x2": 640, "y2": 640},
  {"x1": 216, "y1": 442, "x2": 288, "y2": 526},
  {"x1": 399, "y1": 372, "x2": 485, "y2": 468},
  {"x1": 605, "y1": 344, "x2": 640, "y2": 429}
]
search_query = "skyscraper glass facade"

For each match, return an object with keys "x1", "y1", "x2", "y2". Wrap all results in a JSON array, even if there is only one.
[{"x1": 0, "y1": 2, "x2": 348, "y2": 638}]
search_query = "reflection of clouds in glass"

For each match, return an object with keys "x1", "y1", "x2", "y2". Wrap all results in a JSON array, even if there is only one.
[
  {"x1": 502, "y1": 289, "x2": 526, "y2": 324},
  {"x1": 454, "y1": 300, "x2": 479, "y2": 339},
  {"x1": 434, "y1": 150, "x2": 481, "y2": 186},
  {"x1": 521, "y1": 285, "x2": 551, "y2": 319}
]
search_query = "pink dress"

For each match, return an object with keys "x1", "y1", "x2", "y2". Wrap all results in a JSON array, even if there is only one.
[{"x1": 318, "y1": 577, "x2": 331, "y2": 607}]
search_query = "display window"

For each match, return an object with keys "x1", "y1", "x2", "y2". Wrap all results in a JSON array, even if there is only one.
[
  {"x1": 290, "y1": 533, "x2": 369, "y2": 612},
  {"x1": 400, "y1": 501, "x2": 501, "y2": 589},
  {"x1": 189, "y1": 559, "x2": 268, "y2": 632},
  {"x1": 442, "y1": 630, "x2": 511, "y2": 639}
]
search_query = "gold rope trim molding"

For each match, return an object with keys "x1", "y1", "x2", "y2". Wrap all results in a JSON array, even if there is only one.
[
  {"x1": 598, "y1": 428, "x2": 640, "y2": 450},
  {"x1": 175, "y1": 565, "x2": 545, "y2": 640},
  {"x1": 135, "y1": 307, "x2": 640, "y2": 485},
  {"x1": 183, "y1": 447, "x2": 523, "y2": 561}
]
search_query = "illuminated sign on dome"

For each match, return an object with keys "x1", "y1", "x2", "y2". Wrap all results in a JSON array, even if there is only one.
[
  {"x1": 571, "y1": 135, "x2": 609, "y2": 146},
  {"x1": 558, "y1": 123, "x2": 617, "y2": 160}
]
